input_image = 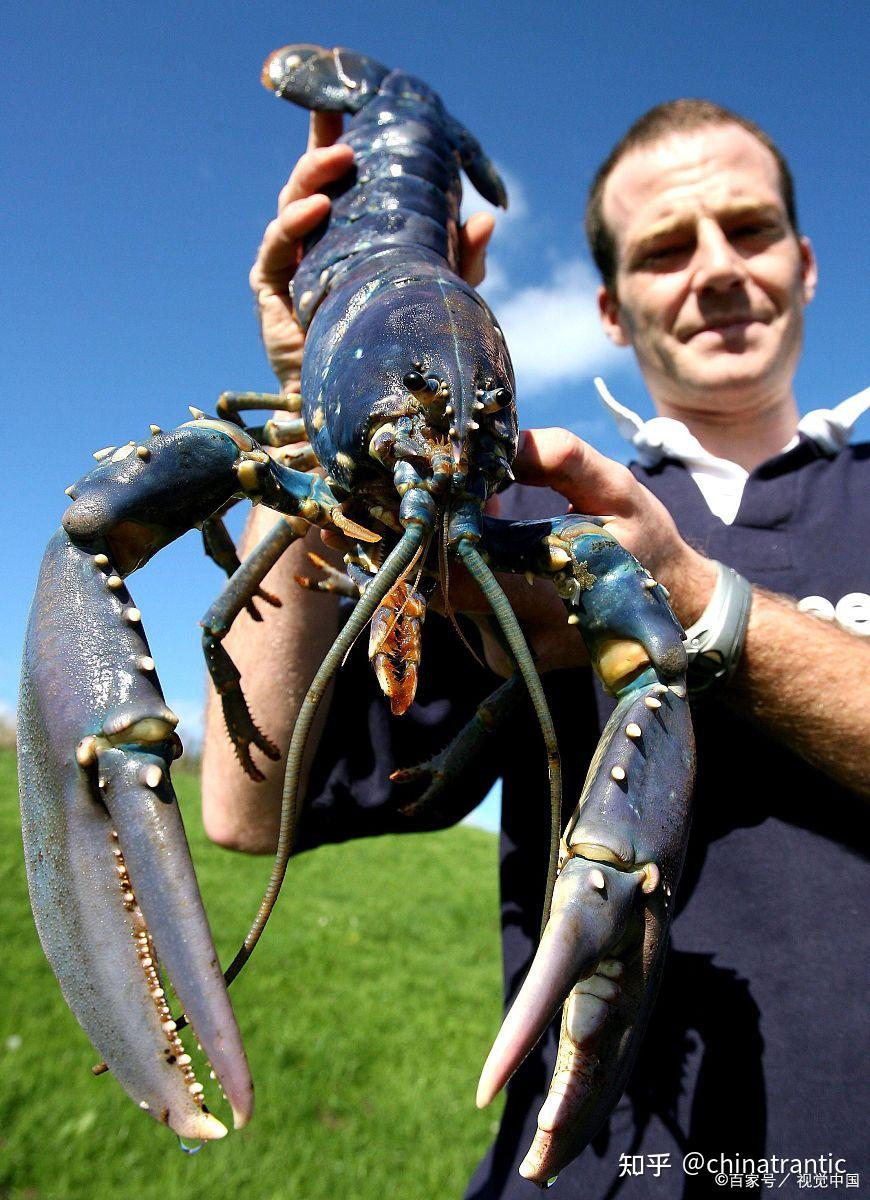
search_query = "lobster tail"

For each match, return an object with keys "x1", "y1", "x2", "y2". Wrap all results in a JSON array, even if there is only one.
[
  {"x1": 262, "y1": 44, "x2": 390, "y2": 112},
  {"x1": 263, "y1": 43, "x2": 507, "y2": 210}
]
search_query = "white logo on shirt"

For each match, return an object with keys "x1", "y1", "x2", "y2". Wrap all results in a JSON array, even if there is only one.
[{"x1": 797, "y1": 592, "x2": 870, "y2": 636}]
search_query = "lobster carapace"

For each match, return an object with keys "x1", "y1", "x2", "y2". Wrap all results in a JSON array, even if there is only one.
[{"x1": 18, "y1": 43, "x2": 695, "y2": 1187}]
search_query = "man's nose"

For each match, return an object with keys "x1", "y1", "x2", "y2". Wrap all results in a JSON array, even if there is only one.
[{"x1": 691, "y1": 220, "x2": 747, "y2": 292}]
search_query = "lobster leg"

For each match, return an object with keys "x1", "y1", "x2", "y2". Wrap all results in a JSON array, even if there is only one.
[
  {"x1": 201, "y1": 513, "x2": 282, "y2": 619},
  {"x1": 392, "y1": 673, "x2": 524, "y2": 825},
  {"x1": 215, "y1": 389, "x2": 302, "y2": 424},
  {"x1": 477, "y1": 515, "x2": 694, "y2": 1185},
  {"x1": 201, "y1": 517, "x2": 308, "y2": 779},
  {"x1": 294, "y1": 550, "x2": 361, "y2": 597}
]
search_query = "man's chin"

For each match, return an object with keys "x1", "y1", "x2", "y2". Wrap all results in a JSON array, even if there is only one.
[{"x1": 672, "y1": 342, "x2": 782, "y2": 398}]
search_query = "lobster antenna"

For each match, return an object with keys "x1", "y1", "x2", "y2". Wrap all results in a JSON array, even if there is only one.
[
  {"x1": 222, "y1": 525, "x2": 427, "y2": 989},
  {"x1": 456, "y1": 541, "x2": 562, "y2": 936},
  {"x1": 439, "y1": 514, "x2": 488, "y2": 671}
]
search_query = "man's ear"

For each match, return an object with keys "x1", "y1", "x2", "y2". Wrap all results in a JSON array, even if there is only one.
[
  {"x1": 799, "y1": 236, "x2": 818, "y2": 305},
  {"x1": 597, "y1": 285, "x2": 631, "y2": 347}
]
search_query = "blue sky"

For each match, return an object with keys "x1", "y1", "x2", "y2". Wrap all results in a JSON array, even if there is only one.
[{"x1": 4, "y1": 3, "x2": 868, "y2": 828}]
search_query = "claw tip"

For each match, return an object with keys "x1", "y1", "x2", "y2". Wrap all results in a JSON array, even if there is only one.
[{"x1": 231, "y1": 1100, "x2": 253, "y2": 1131}]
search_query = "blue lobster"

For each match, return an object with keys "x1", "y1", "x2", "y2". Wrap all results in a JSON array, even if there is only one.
[{"x1": 18, "y1": 44, "x2": 694, "y2": 1186}]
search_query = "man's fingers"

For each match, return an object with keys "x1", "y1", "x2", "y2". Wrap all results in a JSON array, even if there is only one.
[
  {"x1": 250, "y1": 194, "x2": 331, "y2": 292},
  {"x1": 513, "y1": 428, "x2": 638, "y2": 515},
  {"x1": 459, "y1": 211, "x2": 495, "y2": 287},
  {"x1": 307, "y1": 110, "x2": 344, "y2": 151},
  {"x1": 277, "y1": 143, "x2": 355, "y2": 210}
]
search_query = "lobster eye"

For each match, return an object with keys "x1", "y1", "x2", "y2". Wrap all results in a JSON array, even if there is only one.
[
  {"x1": 492, "y1": 388, "x2": 512, "y2": 408},
  {"x1": 403, "y1": 370, "x2": 428, "y2": 393}
]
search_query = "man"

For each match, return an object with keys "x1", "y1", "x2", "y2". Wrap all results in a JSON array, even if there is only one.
[{"x1": 203, "y1": 103, "x2": 869, "y2": 1195}]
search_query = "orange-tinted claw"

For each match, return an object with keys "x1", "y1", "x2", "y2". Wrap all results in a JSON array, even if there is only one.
[{"x1": 368, "y1": 583, "x2": 426, "y2": 714}]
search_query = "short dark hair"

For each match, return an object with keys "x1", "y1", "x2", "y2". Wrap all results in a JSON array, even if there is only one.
[{"x1": 585, "y1": 99, "x2": 799, "y2": 291}]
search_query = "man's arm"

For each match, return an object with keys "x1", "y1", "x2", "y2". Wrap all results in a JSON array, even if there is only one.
[
  {"x1": 513, "y1": 427, "x2": 870, "y2": 798},
  {"x1": 202, "y1": 115, "x2": 351, "y2": 854}
]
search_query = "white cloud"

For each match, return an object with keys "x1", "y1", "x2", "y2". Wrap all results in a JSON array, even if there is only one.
[
  {"x1": 485, "y1": 258, "x2": 621, "y2": 394},
  {"x1": 461, "y1": 163, "x2": 530, "y2": 227},
  {"x1": 461, "y1": 163, "x2": 622, "y2": 396}
]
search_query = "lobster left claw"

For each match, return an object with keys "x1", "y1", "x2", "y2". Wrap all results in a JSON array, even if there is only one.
[
  {"x1": 477, "y1": 674, "x2": 694, "y2": 1185},
  {"x1": 19, "y1": 531, "x2": 254, "y2": 1137}
]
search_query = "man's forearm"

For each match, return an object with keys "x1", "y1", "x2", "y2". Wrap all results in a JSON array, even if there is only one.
[
  {"x1": 201, "y1": 507, "x2": 342, "y2": 853},
  {"x1": 661, "y1": 549, "x2": 870, "y2": 798},
  {"x1": 724, "y1": 588, "x2": 870, "y2": 796}
]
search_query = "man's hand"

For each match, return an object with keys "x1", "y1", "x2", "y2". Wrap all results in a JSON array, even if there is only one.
[
  {"x1": 249, "y1": 113, "x2": 351, "y2": 392},
  {"x1": 514, "y1": 428, "x2": 719, "y2": 629}
]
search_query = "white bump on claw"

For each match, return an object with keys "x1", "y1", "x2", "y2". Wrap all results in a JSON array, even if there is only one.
[
  {"x1": 645, "y1": 695, "x2": 662, "y2": 710},
  {"x1": 138, "y1": 656, "x2": 155, "y2": 672},
  {"x1": 641, "y1": 862, "x2": 661, "y2": 895},
  {"x1": 610, "y1": 765, "x2": 626, "y2": 782},
  {"x1": 149, "y1": 424, "x2": 162, "y2": 436},
  {"x1": 578, "y1": 973, "x2": 620, "y2": 1002},
  {"x1": 107, "y1": 575, "x2": 123, "y2": 590},
  {"x1": 589, "y1": 868, "x2": 606, "y2": 891},
  {"x1": 75, "y1": 735, "x2": 98, "y2": 767},
  {"x1": 124, "y1": 607, "x2": 142, "y2": 623},
  {"x1": 625, "y1": 722, "x2": 642, "y2": 739},
  {"x1": 93, "y1": 553, "x2": 109, "y2": 567},
  {"x1": 136, "y1": 446, "x2": 150, "y2": 461},
  {"x1": 188, "y1": 406, "x2": 206, "y2": 420},
  {"x1": 140, "y1": 764, "x2": 163, "y2": 789}
]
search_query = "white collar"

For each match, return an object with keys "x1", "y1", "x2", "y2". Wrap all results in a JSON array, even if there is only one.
[
  {"x1": 594, "y1": 378, "x2": 870, "y2": 525},
  {"x1": 594, "y1": 377, "x2": 870, "y2": 469}
]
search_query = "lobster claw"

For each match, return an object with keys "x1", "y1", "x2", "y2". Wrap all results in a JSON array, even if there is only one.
[
  {"x1": 477, "y1": 675, "x2": 694, "y2": 1185},
  {"x1": 19, "y1": 531, "x2": 253, "y2": 1137}
]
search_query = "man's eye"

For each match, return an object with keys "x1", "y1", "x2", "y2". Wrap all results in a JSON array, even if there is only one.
[
  {"x1": 640, "y1": 243, "x2": 689, "y2": 267},
  {"x1": 731, "y1": 221, "x2": 779, "y2": 241}
]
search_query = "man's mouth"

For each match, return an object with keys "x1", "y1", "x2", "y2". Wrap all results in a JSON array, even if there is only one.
[{"x1": 681, "y1": 315, "x2": 762, "y2": 341}]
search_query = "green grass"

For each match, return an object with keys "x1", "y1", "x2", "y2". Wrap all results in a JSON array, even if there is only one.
[{"x1": 1, "y1": 750, "x2": 504, "y2": 1199}]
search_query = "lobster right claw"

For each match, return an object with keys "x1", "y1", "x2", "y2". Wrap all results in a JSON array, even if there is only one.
[
  {"x1": 477, "y1": 674, "x2": 695, "y2": 1186},
  {"x1": 19, "y1": 531, "x2": 253, "y2": 1138}
]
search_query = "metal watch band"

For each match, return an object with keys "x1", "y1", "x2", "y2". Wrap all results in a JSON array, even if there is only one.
[{"x1": 684, "y1": 561, "x2": 753, "y2": 697}]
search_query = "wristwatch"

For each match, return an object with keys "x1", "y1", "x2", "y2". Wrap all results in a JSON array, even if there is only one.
[{"x1": 683, "y1": 561, "x2": 753, "y2": 697}]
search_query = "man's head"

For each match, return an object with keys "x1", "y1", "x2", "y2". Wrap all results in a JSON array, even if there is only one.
[{"x1": 586, "y1": 101, "x2": 817, "y2": 421}]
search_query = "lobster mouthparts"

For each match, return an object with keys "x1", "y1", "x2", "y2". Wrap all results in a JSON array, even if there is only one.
[{"x1": 18, "y1": 532, "x2": 253, "y2": 1138}]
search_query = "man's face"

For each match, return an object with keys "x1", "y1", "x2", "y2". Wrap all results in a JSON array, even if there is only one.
[{"x1": 598, "y1": 123, "x2": 817, "y2": 417}]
